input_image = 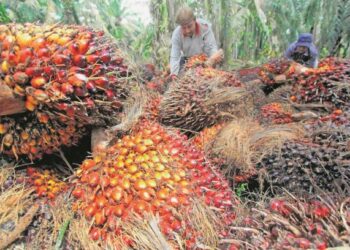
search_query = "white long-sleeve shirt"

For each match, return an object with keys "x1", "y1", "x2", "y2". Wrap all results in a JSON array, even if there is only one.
[{"x1": 170, "y1": 18, "x2": 218, "y2": 75}]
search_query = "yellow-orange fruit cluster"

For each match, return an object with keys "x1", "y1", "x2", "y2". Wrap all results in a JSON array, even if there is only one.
[
  {"x1": 185, "y1": 54, "x2": 207, "y2": 69},
  {"x1": 0, "y1": 23, "x2": 131, "y2": 160},
  {"x1": 26, "y1": 167, "x2": 68, "y2": 200},
  {"x1": 72, "y1": 121, "x2": 236, "y2": 245}
]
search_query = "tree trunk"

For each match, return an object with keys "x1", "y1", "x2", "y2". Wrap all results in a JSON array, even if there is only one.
[
  {"x1": 62, "y1": 0, "x2": 80, "y2": 24},
  {"x1": 0, "y1": 84, "x2": 26, "y2": 116}
]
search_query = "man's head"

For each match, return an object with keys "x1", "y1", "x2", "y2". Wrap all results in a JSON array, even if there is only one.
[
  {"x1": 295, "y1": 45, "x2": 308, "y2": 54},
  {"x1": 295, "y1": 33, "x2": 314, "y2": 53},
  {"x1": 176, "y1": 6, "x2": 196, "y2": 37}
]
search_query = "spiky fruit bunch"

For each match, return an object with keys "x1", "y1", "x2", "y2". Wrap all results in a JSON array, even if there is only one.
[
  {"x1": 159, "y1": 69, "x2": 250, "y2": 132},
  {"x1": 231, "y1": 195, "x2": 350, "y2": 249},
  {"x1": 260, "y1": 103, "x2": 293, "y2": 124},
  {"x1": 258, "y1": 59, "x2": 292, "y2": 85},
  {"x1": 25, "y1": 167, "x2": 68, "y2": 200},
  {"x1": 306, "y1": 109, "x2": 350, "y2": 151},
  {"x1": 0, "y1": 115, "x2": 86, "y2": 159},
  {"x1": 257, "y1": 141, "x2": 350, "y2": 194},
  {"x1": 289, "y1": 58, "x2": 350, "y2": 108},
  {"x1": 72, "y1": 121, "x2": 236, "y2": 245},
  {"x1": 0, "y1": 23, "x2": 131, "y2": 159},
  {"x1": 192, "y1": 123, "x2": 224, "y2": 151}
]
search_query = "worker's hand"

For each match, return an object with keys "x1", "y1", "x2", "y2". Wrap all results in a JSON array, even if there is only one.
[
  {"x1": 170, "y1": 74, "x2": 177, "y2": 81},
  {"x1": 207, "y1": 49, "x2": 224, "y2": 67}
]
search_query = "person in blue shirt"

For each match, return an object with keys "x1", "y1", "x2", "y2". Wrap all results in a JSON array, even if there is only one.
[{"x1": 285, "y1": 33, "x2": 319, "y2": 68}]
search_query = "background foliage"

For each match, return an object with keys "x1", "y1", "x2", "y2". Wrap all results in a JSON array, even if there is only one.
[{"x1": 0, "y1": 0, "x2": 349, "y2": 69}]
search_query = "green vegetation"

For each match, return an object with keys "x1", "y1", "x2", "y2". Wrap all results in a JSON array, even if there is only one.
[{"x1": 1, "y1": 0, "x2": 349, "y2": 69}]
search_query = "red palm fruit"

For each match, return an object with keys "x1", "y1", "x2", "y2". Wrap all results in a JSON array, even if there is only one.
[
  {"x1": 86, "y1": 81, "x2": 97, "y2": 92},
  {"x1": 132, "y1": 200, "x2": 151, "y2": 214},
  {"x1": 14, "y1": 84, "x2": 25, "y2": 96},
  {"x1": 94, "y1": 210, "x2": 106, "y2": 225},
  {"x1": 74, "y1": 87, "x2": 87, "y2": 97},
  {"x1": 17, "y1": 48, "x2": 33, "y2": 63},
  {"x1": 113, "y1": 204, "x2": 125, "y2": 217},
  {"x1": 89, "y1": 227, "x2": 100, "y2": 241},
  {"x1": 66, "y1": 106, "x2": 76, "y2": 117},
  {"x1": 86, "y1": 54, "x2": 99, "y2": 64},
  {"x1": 37, "y1": 48, "x2": 50, "y2": 58},
  {"x1": 25, "y1": 66, "x2": 43, "y2": 77},
  {"x1": 33, "y1": 89, "x2": 49, "y2": 102},
  {"x1": 55, "y1": 102, "x2": 68, "y2": 111},
  {"x1": 88, "y1": 172, "x2": 100, "y2": 187},
  {"x1": 68, "y1": 73, "x2": 88, "y2": 87},
  {"x1": 32, "y1": 37, "x2": 46, "y2": 49},
  {"x1": 84, "y1": 205, "x2": 97, "y2": 218},
  {"x1": 73, "y1": 54, "x2": 87, "y2": 68},
  {"x1": 105, "y1": 89, "x2": 115, "y2": 100},
  {"x1": 43, "y1": 66, "x2": 54, "y2": 76},
  {"x1": 52, "y1": 54, "x2": 70, "y2": 65},
  {"x1": 85, "y1": 98, "x2": 95, "y2": 108},
  {"x1": 69, "y1": 66, "x2": 86, "y2": 74},
  {"x1": 7, "y1": 53, "x2": 17, "y2": 64},
  {"x1": 82, "y1": 159, "x2": 96, "y2": 170},
  {"x1": 100, "y1": 52, "x2": 111, "y2": 63},
  {"x1": 61, "y1": 83, "x2": 74, "y2": 95},
  {"x1": 31, "y1": 76, "x2": 47, "y2": 88},
  {"x1": 95, "y1": 196, "x2": 108, "y2": 208},
  {"x1": 4, "y1": 75, "x2": 15, "y2": 87},
  {"x1": 72, "y1": 187, "x2": 84, "y2": 198},
  {"x1": 68, "y1": 43, "x2": 79, "y2": 55},
  {"x1": 94, "y1": 76, "x2": 109, "y2": 88},
  {"x1": 56, "y1": 70, "x2": 68, "y2": 83},
  {"x1": 25, "y1": 100, "x2": 37, "y2": 111},
  {"x1": 2, "y1": 35, "x2": 15, "y2": 50},
  {"x1": 13, "y1": 71, "x2": 29, "y2": 85},
  {"x1": 77, "y1": 39, "x2": 90, "y2": 54},
  {"x1": 37, "y1": 112, "x2": 50, "y2": 123},
  {"x1": 92, "y1": 65, "x2": 106, "y2": 75}
]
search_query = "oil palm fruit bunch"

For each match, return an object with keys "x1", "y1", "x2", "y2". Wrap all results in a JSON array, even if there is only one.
[
  {"x1": 306, "y1": 109, "x2": 350, "y2": 151},
  {"x1": 258, "y1": 59, "x2": 292, "y2": 85},
  {"x1": 288, "y1": 58, "x2": 350, "y2": 108},
  {"x1": 25, "y1": 167, "x2": 68, "y2": 200},
  {"x1": 185, "y1": 54, "x2": 207, "y2": 69},
  {"x1": 71, "y1": 120, "x2": 237, "y2": 245},
  {"x1": 0, "y1": 23, "x2": 131, "y2": 160},
  {"x1": 256, "y1": 141, "x2": 350, "y2": 194},
  {"x1": 231, "y1": 194, "x2": 350, "y2": 249},
  {"x1": 260, "y1": 103, "x2": 293, "y2": 124},
  {"x1": 158, "y1": 68, "x2": 250, "y2": 132}
]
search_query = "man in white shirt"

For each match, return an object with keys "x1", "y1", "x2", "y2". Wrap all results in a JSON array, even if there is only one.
[{"x1": 170, "y1": 6, "x2": 223, "y2": 78}]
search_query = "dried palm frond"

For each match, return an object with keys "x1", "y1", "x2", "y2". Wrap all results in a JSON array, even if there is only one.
[
  {"x1": 184, "y1": 199, "x2": 222, "y2": 249},
  {"x1": 211, "y1": 119, "x2": 305, "y2": 175},
  {"x1": 120, "y1": 212, "x2": 173, "y2": 250},
  {"x1": 68, "y1": 213, "x2": 103, "y2": 250}
]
